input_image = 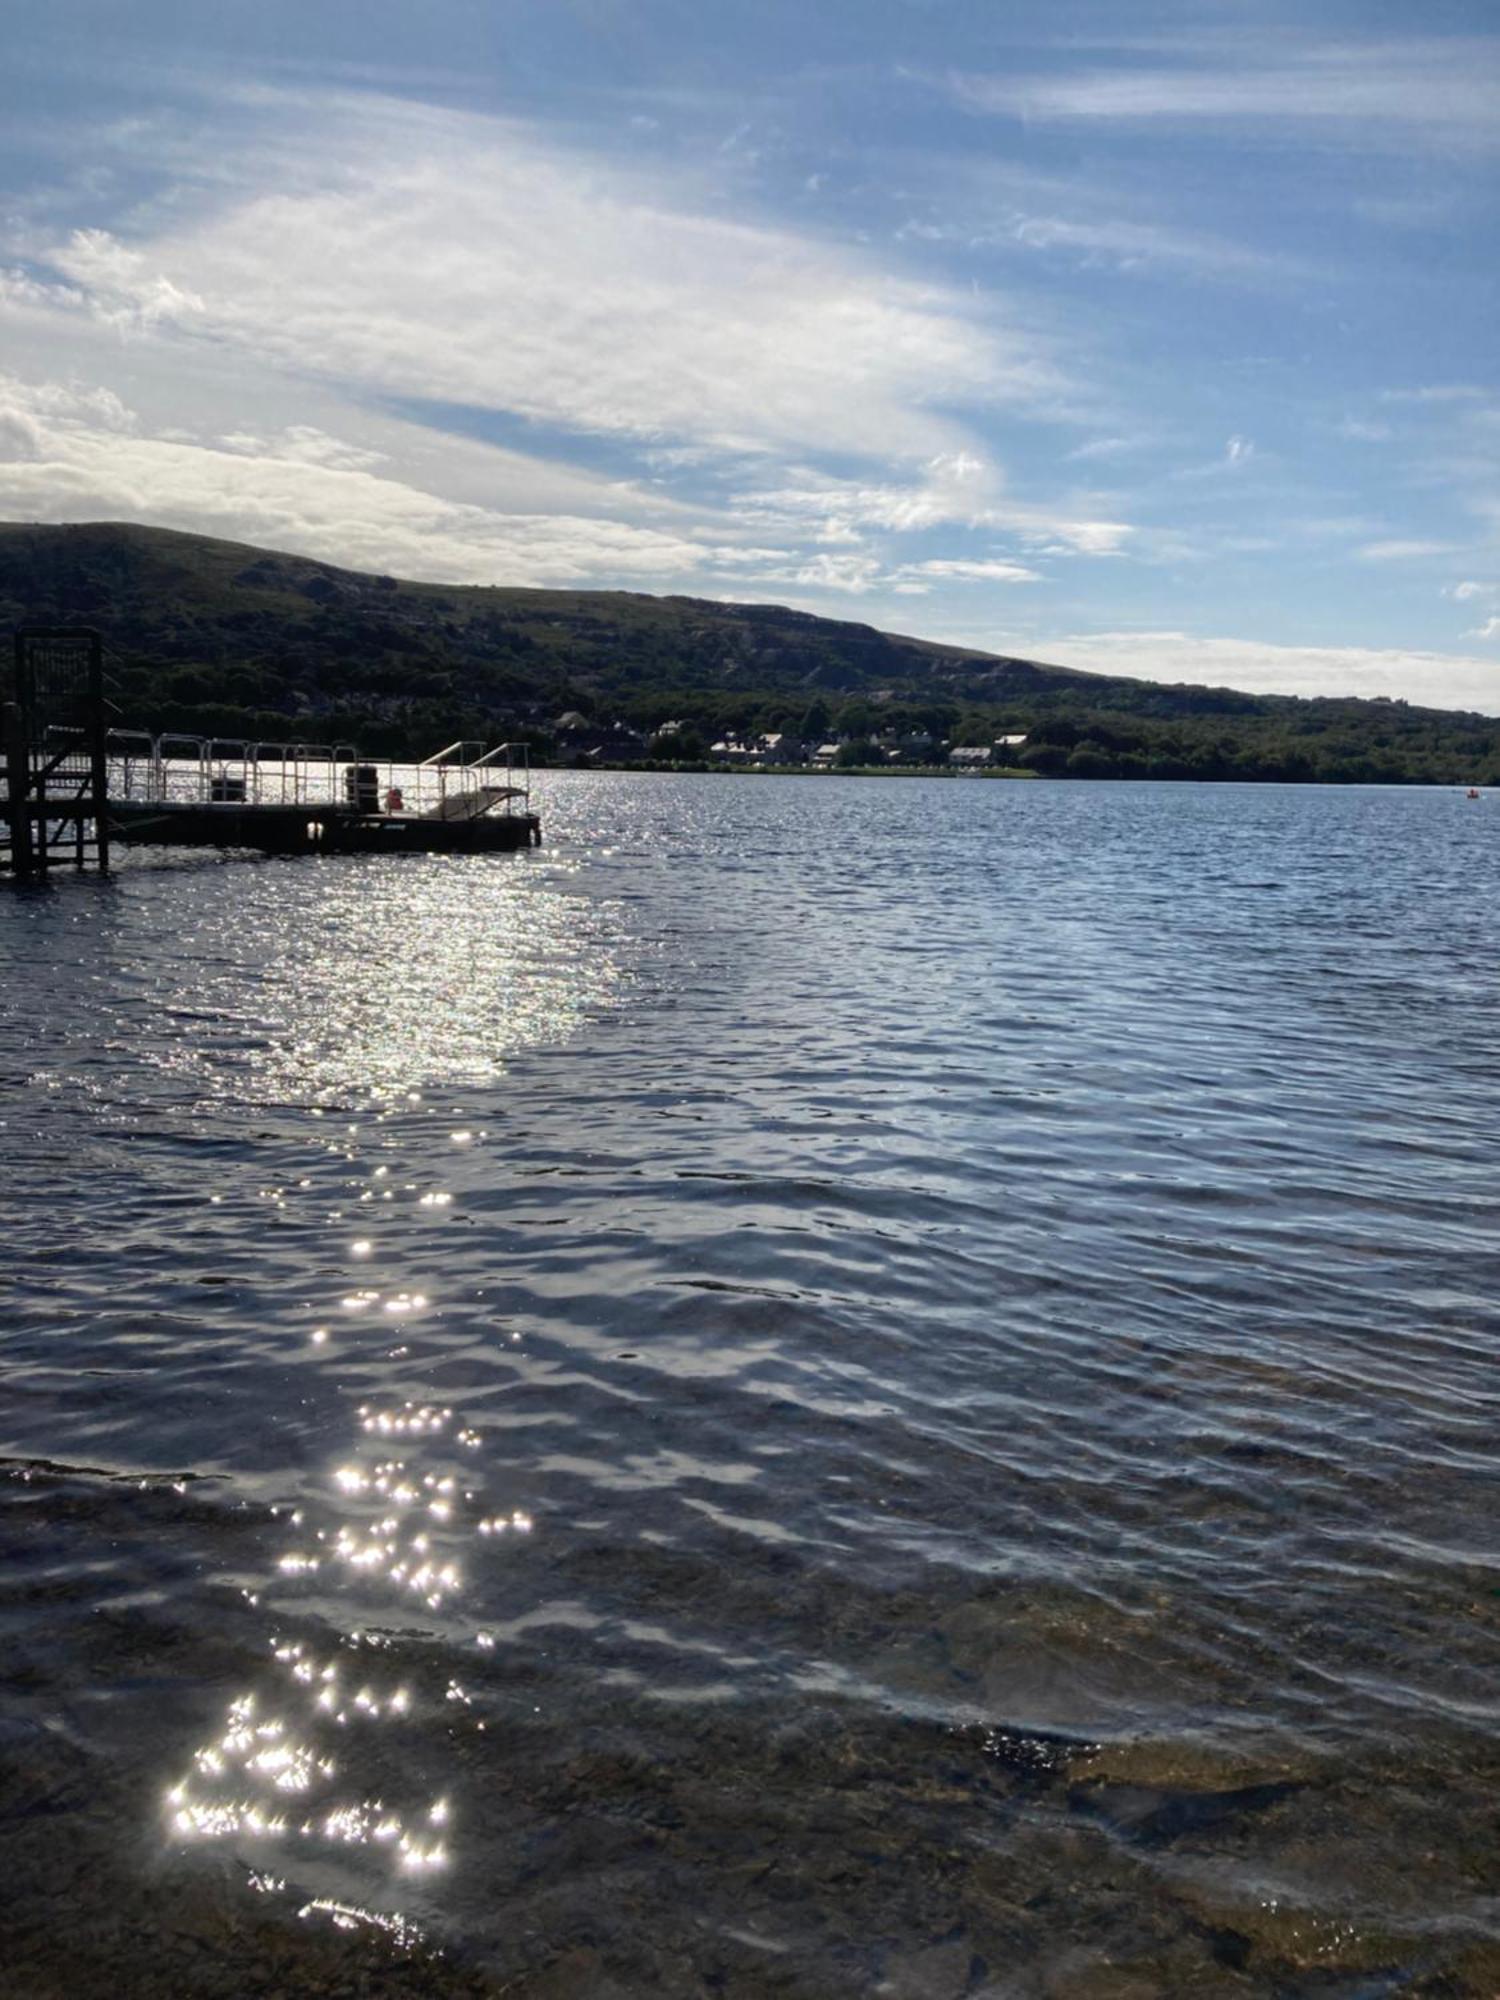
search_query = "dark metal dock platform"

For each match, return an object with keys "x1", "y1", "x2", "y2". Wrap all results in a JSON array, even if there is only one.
[
  {"x1": 2, "y1": 629, "x2": 541, "y2": 876},
  {"x1": 102, "y1": 798, "x2": 541, "y2": 856}
]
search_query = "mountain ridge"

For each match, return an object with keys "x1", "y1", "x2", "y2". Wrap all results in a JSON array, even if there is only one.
[{"x1": 1, "y1": 521, "x2": 1495, "y2": 783}]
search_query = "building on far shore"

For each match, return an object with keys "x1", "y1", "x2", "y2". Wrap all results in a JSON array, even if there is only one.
[
  {"x1": 707, "y1": 731, "x2": 812, "y2": 766},
  {"x1": 949, "y1": 736, "x2": 1029, "y2": 768}
]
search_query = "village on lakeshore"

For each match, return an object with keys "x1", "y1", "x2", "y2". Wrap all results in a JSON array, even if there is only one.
[{"x1": 549, "y1": 711, "x2": 1031, "y2": 773}]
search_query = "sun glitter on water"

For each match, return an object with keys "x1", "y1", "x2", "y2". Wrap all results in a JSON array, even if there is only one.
[{"x1": 134, "y1": 856, "x2": 631, "y2": 1103}]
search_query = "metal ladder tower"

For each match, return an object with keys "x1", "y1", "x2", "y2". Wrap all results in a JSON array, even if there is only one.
[{"x1": 1, "y1": 628, "x2": 110, "y2": 878}]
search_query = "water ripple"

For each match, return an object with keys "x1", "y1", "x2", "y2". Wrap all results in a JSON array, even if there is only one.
[{"x1": 2, "y1": 776, "x2": 1499, "y2": 1994}]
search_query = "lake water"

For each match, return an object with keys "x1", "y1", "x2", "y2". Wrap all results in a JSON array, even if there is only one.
[{"x1": 2, "y1": 774, "x2": 1498, "y2": 1997}]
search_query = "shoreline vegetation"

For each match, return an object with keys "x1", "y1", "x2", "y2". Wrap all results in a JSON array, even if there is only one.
[
  {"x1": 547, "y1": 761, "x2": 1480, "y2": 783},
  {"x1": 5, "y1": 520, "x2": 1499, "y2": 787}
]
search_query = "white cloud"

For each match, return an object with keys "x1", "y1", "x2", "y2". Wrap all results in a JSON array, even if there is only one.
[
  {"x1": 794, "y1": 553, "x2": 893, "y2": 592},
  {"x1": 1036, "y1": 629, "x2": 1500, "y2": 712},
  {"x1": 1465, "y1": 617, "x2": 1500, "y2": 642},
  {"x1": 0, "y1": 266, "x2": 708, "y2": 529},
  {"x1": 698, "y1": 543, "x2": 794, "y2": 566},
  {"x1": 1023, "y1": 517, "x2": 1131, "y2": 555},
  {"x1": 950, "y1": 40, "x2": 1500, "y2": 149},
  {"x1": 1359, "y1": 539, "x2": 1459, "y2": 561},
  {"x1": 1066, "y1": 435, "x2": 1145, "y2": 462},
  {"x1": 1380, "y1": 384, "x2": 1490, "y2": 404},
  {"x1": 217, "y1": 425, "x2": 388, "y2": 473},
  {"x1": 37, "y1": 93, "x2": 1062, "y2": 466},
  {"x1": 0, "y1": 372, "x2": 136, "y2": 443},
  {"x1": 1336, "y1": 417, "x2": 1393, "y2": 443},
  {"x1": 898, "y1": 558, "x2": 1039, "y2": 583},
  {"x1": 0, "y1": 369, "x2": 716, "y2": 584},
  {"x1": 1447, "y1": 581, "x2": 1495, "y2": 601},
  {"x1": 687, "y1": 544, "x2": 1039, "y2": 598},
  {"x1": 901, "y1": 207, "x2": 1282, "y2": 282},
  {"x1": 736, "y1": 453, "x2": 1131, "y2": 554},
  {"x1": 1171, "y1": 435, "x2": 1270, "y2": 484},
  {"x1": 739, "y1": 453, "x2": 996, "y2": 534}
]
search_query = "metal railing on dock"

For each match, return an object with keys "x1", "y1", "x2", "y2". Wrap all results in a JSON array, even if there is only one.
[
  {"x1": 108, "y1": 736, "x2": 359, "y2": 812},
  {"x1": 104, "y1": 734, "x2": 531, "y2": 822},
  {"x1": 410, "y1": 740, "x2": 531, "y2": 821}
]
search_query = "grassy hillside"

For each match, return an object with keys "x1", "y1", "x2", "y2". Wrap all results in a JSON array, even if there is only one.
[{"x1": 1, "y1": 520, "x2": 1497, "y2": 782}]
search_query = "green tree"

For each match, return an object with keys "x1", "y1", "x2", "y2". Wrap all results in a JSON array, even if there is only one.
[
  {"x1": 833, "y1": 699, "x2": 876, "y2": 739},
  {"x1": 799, "y1": 697, "x2": 830, "y2": 740}
]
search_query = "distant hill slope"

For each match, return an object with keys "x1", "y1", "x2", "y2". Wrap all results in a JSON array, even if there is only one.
[{"x1": 1, "y1": 520, "x2": 1496, "y2": 783}]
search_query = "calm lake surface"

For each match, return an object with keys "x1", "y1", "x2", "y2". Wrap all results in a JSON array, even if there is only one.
[{"x1": 2, "y1": 774, "x2": 1498, "y2": 1997}]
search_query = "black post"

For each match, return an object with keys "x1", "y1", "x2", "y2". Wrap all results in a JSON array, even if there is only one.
[
  {"x1": 86, "y1": 631, "x2": 108, "y2": 872},
  {"x1": 3, "y1": 696, "x2": 34, "y2": 878},
  {"x1": 33, "y1": 734, "x2": 48, "y2": 874}
]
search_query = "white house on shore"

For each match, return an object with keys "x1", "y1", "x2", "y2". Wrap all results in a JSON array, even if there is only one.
[{"x1": 949, "y1": 736, "x2": 1029, "y2": 768}]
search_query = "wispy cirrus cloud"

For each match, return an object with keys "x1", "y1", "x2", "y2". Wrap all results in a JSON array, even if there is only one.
[
  {"x1": 901, "y1": 557, "x2": 1038, "y2": 583},
  {"x1": 1359, "y1": 539, "x2": 1461, "y2": 561},
  {"x1": 1065, "y1": 434, "x2": 1151, "y2": 463},
  {"x1": 899, "y1": 206, "x2": 1284, "y2": 283},
  {"x1": 885, "y1": 147, "x2": 1311, "y2": 308},
  {"x1": 691, "y1": 546, "x2": 1040, "y2": 599},
  {"x1": 1379, "y1": 384, "x2": 1492, "y2": 405},
  {"x1": 948, "y1": 38, "x2": 1500, "y2": 149},
  {"x1": 734, "y1": 454, "x2": 1132, "y2": 556},
  {"x1": 1336, "y1": 416, "x2": 1392, "y2": 443}
]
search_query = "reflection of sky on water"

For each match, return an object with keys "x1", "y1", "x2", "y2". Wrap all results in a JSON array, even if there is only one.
[{"x1": 131, "y1": 856, "x2": 631, "y2": 1102}]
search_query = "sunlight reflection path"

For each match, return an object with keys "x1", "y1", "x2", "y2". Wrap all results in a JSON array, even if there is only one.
[
  {"x1": 156, "y1": 850, "x2": 632, "y2": 1950},
  {"x1": 162, "y1": 1188, "x2": 535, "y2": 1941},
  {"x1": 139, "y1": 859, "x2": 631, "y2": 1104}
]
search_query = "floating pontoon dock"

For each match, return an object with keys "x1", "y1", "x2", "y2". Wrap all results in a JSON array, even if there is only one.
[{"x1": 2, "y1": 629, "x2": 540, "y2": 877}]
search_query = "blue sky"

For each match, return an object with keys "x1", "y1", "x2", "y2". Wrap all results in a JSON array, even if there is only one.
[{"x1": 2, "y1": 0, "x2": 1498, "y2": 705}]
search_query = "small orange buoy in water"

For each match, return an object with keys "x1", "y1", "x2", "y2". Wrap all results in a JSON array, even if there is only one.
[{"x1": 1468, "y1": 787, "x2": 1481, "y2": 800}]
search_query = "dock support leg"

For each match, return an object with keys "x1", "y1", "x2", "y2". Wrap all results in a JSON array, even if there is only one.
[
  {"x1": 3, "y1": 700, "x2": 34, "y2": 879},
  {"x1": 87, "y1": 637, "x2": 109, "y2": 873}
]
